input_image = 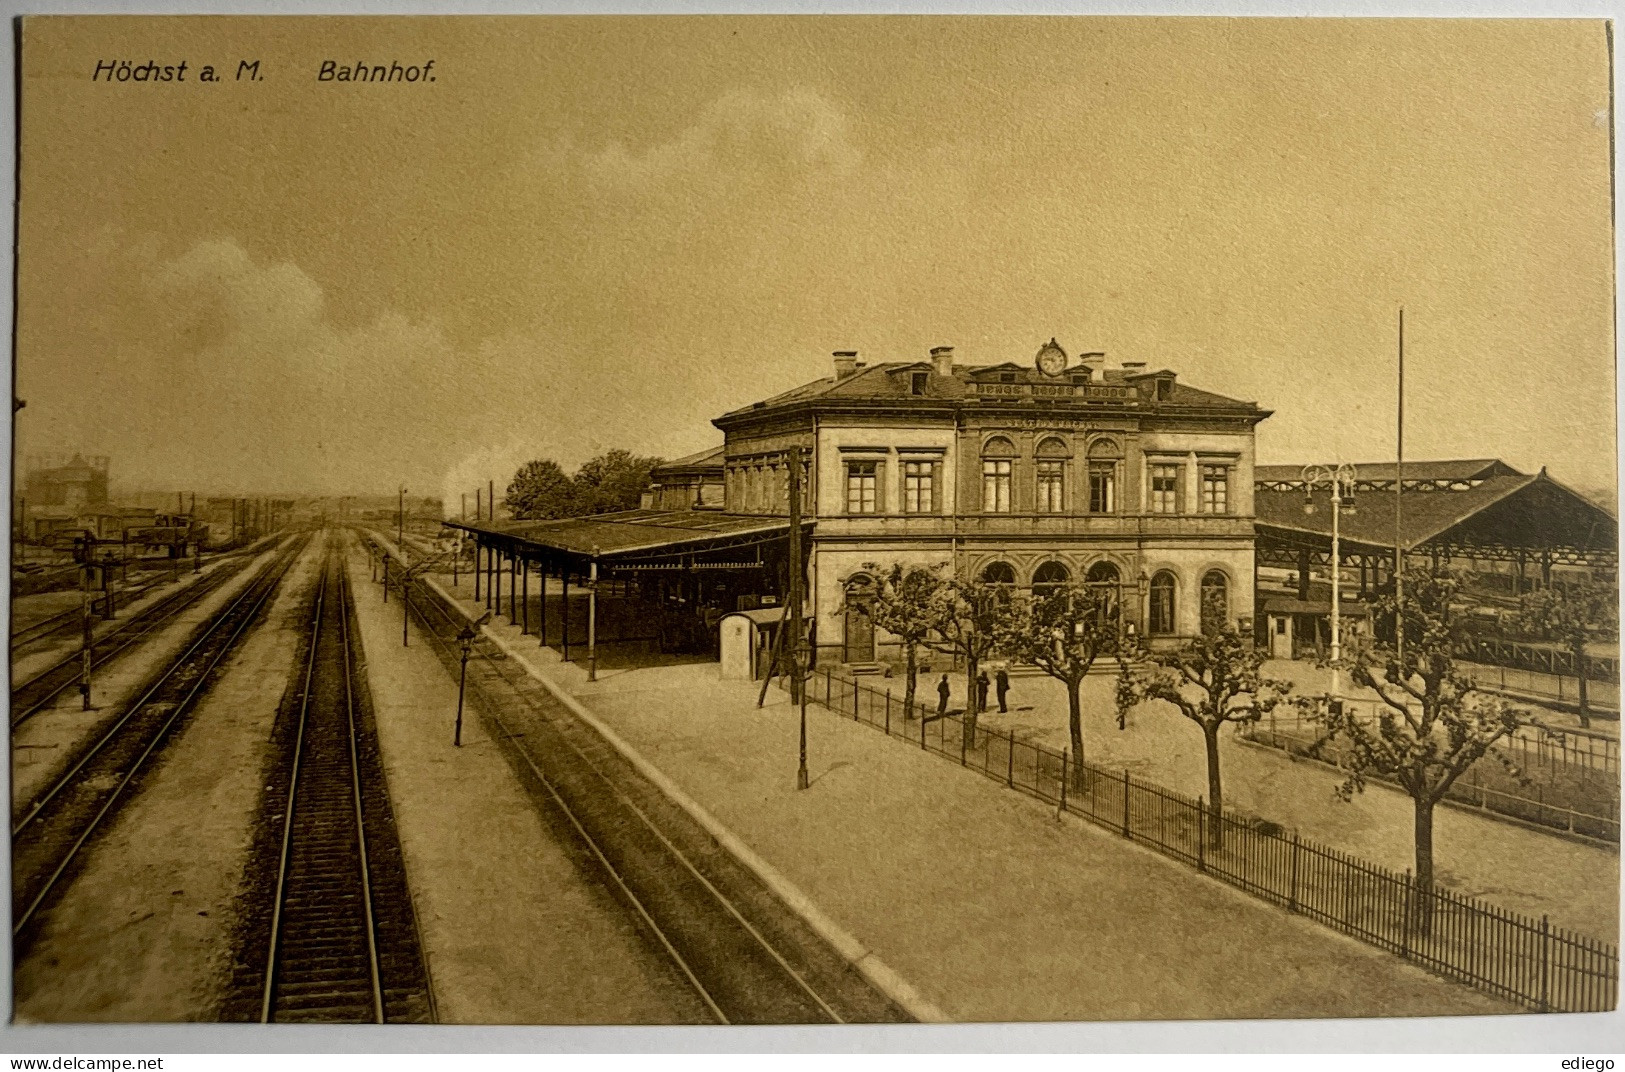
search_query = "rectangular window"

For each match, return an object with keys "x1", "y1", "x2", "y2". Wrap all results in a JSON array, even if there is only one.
[
  {"x1": 910, "y1": 372, "x2": 928, "y2": 396},
  {"x1": 903, "y1": 460, "x2": 936, "y2": 514},
  {"x1": 1036, "y1": 460, "x2": 1065, "y2": 513},
  {"x1": 1089, "y1": 463, "x2": 1116, "y2": 514},
  {"x1": 1150, "y1": 463, "x2": 1181, "y2": 514},
  {"x1": 845, "y1": 461, "x2": 878, "y2": 514},
  {"x1": 1200, "y1": 465, "x2": 1230, "y2": 514},
  {"x1": 982, "y1": 459, "x2": 1012, "y2": 513}
]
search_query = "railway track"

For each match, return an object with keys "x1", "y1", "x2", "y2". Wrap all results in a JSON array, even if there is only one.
[
  {"x1": 253, "y1": 543, "x2": 432, "y2": 1023},
  {"x1": 9, "y1": 543, "x2": 275, "y2": 728},
  {"x1": 10, "y1": 534, "x2": 311, "y2": 946},
  {"x1": 10, "y1": 571, "x2": 181, "y2": 651},
  {"x1": 363, "y1": 530, "x2": 908, "y2": 1025}
]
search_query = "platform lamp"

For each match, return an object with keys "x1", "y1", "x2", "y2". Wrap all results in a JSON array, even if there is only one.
[
  {"x1": 455, "y1": 611, "x2": 491, "y2": 746},
  {"x1": 793, "y1": 631, "x2": 811, "y2": 791},
  {"x1": 1301, "y1": 463, "x2": 1358, "y2": 708}
]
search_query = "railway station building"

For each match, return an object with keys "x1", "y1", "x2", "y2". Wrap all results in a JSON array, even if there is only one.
[{"x1": 450, "y1": 339, "x2": 1273, "y2": 670}]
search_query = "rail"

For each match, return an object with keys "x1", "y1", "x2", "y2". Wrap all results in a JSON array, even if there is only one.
[
  {"x1": 363, "y1": 528, "x2": 903, "y2": 1025},
  {"x1": 10, "y1": 535, "x2": 310, "y2": 943}
]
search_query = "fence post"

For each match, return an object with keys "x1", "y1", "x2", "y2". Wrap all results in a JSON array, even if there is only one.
[
  {"x1": 1540, "y1": 914, "x2": 1551, "y2": 1012},
  {"x1": 885, "y1": 688, "x2": 891, "y2": 735},
  {"x1": 1288, "y1": 834, "x2": 1301, "y2": 913},
  {"x1": 1400, "y1": 869, "x2": 1412, "y2": 959},
  {"x1": 1007, "y1": 731, "x2": 1015, "y2": 788},
  {"x1": 1197, "y1": 797, "x2": 1206, "y2": 871},
  {"x1": 1122, "y1": 770, "x2": 1132, "y2": 838},
  {"x1": 1060, "y1": 750, "x2": 1068, "y2": 812}
]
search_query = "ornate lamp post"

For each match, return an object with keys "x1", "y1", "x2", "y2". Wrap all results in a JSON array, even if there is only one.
[
  {"x1": 455, "y1": 623, "x2": 475, "y2": 746},
  {"x1": 794, "y1": 634, "x2": 810, "y2": 791},
  {"x1": 1301, "y1": 463, "x2": 1358, "y2": 704}
]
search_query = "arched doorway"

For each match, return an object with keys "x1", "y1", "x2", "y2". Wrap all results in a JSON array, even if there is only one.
[
  {"x1": 1200, "y1": 570, "x2": 1229, "y2": 635},
  {"x1": 1149, "y1": 571, "x2": 1178, "y2": 635},
  {"x1": 843, "y1": 573, "x2": 877, "y2": 662},
  {"x1": 1032, "y1": 560, "x2": 1071, "y2": 601},
  {"x1": 1085, "y1": 560, "x2": 1121, "y2": 626}
]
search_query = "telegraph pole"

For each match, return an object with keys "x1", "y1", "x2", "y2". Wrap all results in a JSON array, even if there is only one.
[
  {"x1": 788, "y1": 448, "x2": 809, "y2": 791},
  {"x1": 79, "y1": 533, "x2": 94, "y2": 710},
  {"x1": 1395, "y1": 307, "x2": 1406, "y2": 664}
]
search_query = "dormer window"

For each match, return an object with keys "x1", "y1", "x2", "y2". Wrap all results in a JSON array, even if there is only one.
[
  {"x1": 911, "y1": 372, "x2": 928, "y2": 396},
  {"x1": 1155, "y1": 377, "x2": 1173, "y2": 401}
]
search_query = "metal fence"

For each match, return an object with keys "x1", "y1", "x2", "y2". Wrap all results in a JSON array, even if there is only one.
[
  {"x1": 1455, "y1": 636, "x2": 1619, "y2": 682},
  {"x1": 1241, "y1": 716, "x2": 1620, "y2": 844},
  {"x1": 1457, "y1": 658, "x2": 1622, "y2": 715},
  {"x1": 797, "y1": 666, "x2": 1618, "y2": 1014}
]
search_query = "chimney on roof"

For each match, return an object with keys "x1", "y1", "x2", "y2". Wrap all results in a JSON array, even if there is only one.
[
  {"x1": 1122, "y1": 361, "x2": 1147, "y2": 372},
  {"x1": 930, "y1": 346, "x2": 954, "y2": 377},
  {"x1": 833, "y1": 350, "x2": 859, "y2": 379}
]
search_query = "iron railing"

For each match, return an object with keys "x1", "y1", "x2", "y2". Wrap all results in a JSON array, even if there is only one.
[{"x1": 795, "y1": 665, "x2": 1617, "y2": 1014}]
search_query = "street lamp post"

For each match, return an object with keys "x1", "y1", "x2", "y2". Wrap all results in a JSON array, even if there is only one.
[
  {"x1": 1301, "y1": 463, "x2": 1358, "y2": 705},
  {"x1": 795, "y1": 637, "x2": 810, "y2": 791},
  {"x1": 455, "y1": 624, "x2": 475, "y2": 746},
  {"x1": 399, "y1": 486, "x2": 406, "y2": 549}
]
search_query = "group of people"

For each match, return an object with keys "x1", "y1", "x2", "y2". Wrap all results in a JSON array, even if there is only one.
[{"x1": 935, "y1": 666, "x2": 1011, "y2": 716}]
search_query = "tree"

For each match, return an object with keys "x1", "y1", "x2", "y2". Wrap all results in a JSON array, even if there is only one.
[
  {"x1": 995, "y1": 583, "x2": 1126, "y2": 789},
  {"x1": 1520, "y1": 578, "x2": 1618, "y2": 728},
  {"x1": 507, "y1": 459, "x2": 578, "y2": 520},
  {"x1": 924, "y1": 577, "x2": 1015, "y2": 745},
  {"x1": 854, "y1": 562, "x2": 947, "y2": 719},
  {"x1": 1116, "y1": 629, "x2": 1291, "y2": 847},
  {"x1": 1301, "y1": 568, "x2": 1522, "y2": 908},
  {"x1": 573, "y1": 449, "x2": 663, "y2": 515}
]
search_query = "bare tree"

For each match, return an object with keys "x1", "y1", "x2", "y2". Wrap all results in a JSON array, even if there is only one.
[
  {"x1": 1116, "y1": 628, "x2": 1291, "y2": 846},
  {"x1": 1520, "y1": 578, "x2": 1618, "y2": 728},
  {"x1": 995, "y1": 582, "x2": 1126, "y2": 788},
  {"x1": 1303, "y1": 568, "x2": 1523, "y2": 906}
]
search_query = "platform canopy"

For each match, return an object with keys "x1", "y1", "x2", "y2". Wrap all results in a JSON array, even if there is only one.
[
  {"x1": 444, "y1": 508, "x2": 808, "y2": 572},
  {"x1": 1254, "y1": 462, "x2": 1617, "y2": 569}
]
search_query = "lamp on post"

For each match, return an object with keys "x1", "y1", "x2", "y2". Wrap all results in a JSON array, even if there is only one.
[
  {"x1": 454, "y1": 611, "x2": 491, "y2": 746},
  {"x1": 1300, "y1": 463, "x2": 1358, "y2": 708},
  {"x1": 794, "y1": 634, "x2": 810, "y2": 791}
]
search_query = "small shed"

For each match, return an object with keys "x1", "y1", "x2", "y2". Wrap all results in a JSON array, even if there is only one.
[{"x1": 720, "y1": 606, "x2": 789, "y2": 681}]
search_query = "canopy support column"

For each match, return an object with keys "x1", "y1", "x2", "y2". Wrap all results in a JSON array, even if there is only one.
[
  {"x1": 562, "y1": 570, "x2": 571, "y2": 662},
  {"x1": 588, "y1": 558, "x2": 599, "y2": 682},
  {"x1": 521, "y1": 558, "x2": 529, "y2": 634}
]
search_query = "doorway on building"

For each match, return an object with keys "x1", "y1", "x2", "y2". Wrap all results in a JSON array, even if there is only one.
[{"x1": 843, "y1": 574, "x2": 876, "y2": 662}]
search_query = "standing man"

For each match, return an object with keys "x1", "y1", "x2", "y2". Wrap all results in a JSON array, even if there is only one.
[
  {"x1": 936, "y1": 672, "x2": 951, "y2": 717},
  {"x1": 995, "y1": 665, "x2": 1010, "y2": 713},
  {"x1": 976, "y1": 669, "x2": 991, "y2": 713}
]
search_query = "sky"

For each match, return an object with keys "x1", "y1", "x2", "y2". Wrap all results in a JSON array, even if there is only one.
[{"x1": 14, "y1": 16, "x2": 1618, "y2": 508}]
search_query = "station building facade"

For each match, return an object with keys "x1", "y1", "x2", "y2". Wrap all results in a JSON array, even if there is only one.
[{"x1": 709, "y1": 341, "x2": 1272, "y2": 665}]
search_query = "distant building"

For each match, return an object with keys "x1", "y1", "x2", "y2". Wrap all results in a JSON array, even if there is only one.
[
  {"x1": 24, "y1": 454, "x2": 109, "y2": 512},
  {"x1": 645, "y1": 446, "x2": 726, "y2": 511}
]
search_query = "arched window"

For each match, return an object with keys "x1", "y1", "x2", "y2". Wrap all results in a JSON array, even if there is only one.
[
  {"x1": 980, "y1": 561, "x2": 1017, "y2": 586},
  {"x1": 1200, "y1": 570, "x2": 1229, "y2": 635},
  {"x1": 1150, "y1": 571, "x2": 1177, "y2": 635},
  {"x1": 981, "y1": 437, "x2": 1017, "y2": 513},
  {"x1": 1085, "y1": 560, "x2": 1121, "y2": 626},
  {"x1": 1087, "y1": 439, "x2": 1121, "y2": 515},
  {"x1": 1035, "y1": 437, "x2": 1069, "y2": 514},
  {"x1": 1032, "y1": 561, "x2": 1070, "y2": 600}
]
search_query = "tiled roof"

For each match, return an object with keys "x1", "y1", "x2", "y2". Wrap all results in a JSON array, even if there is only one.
[
  {"x1": 717, "y1": 360, "x2": 1258, "y2": 421},
  {"x1": 1256, "y1": 471, "x2": 1616, "y2": 554},
  {"x1": 652, "y1": 445, "x2": 726, "y2": 475},
  {"x1": 1255, "y1": 459, "x2": 1520, "y2": 485},
  {"x1": 446, "y1": 509, "x2": 795, "y2": 560}
]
